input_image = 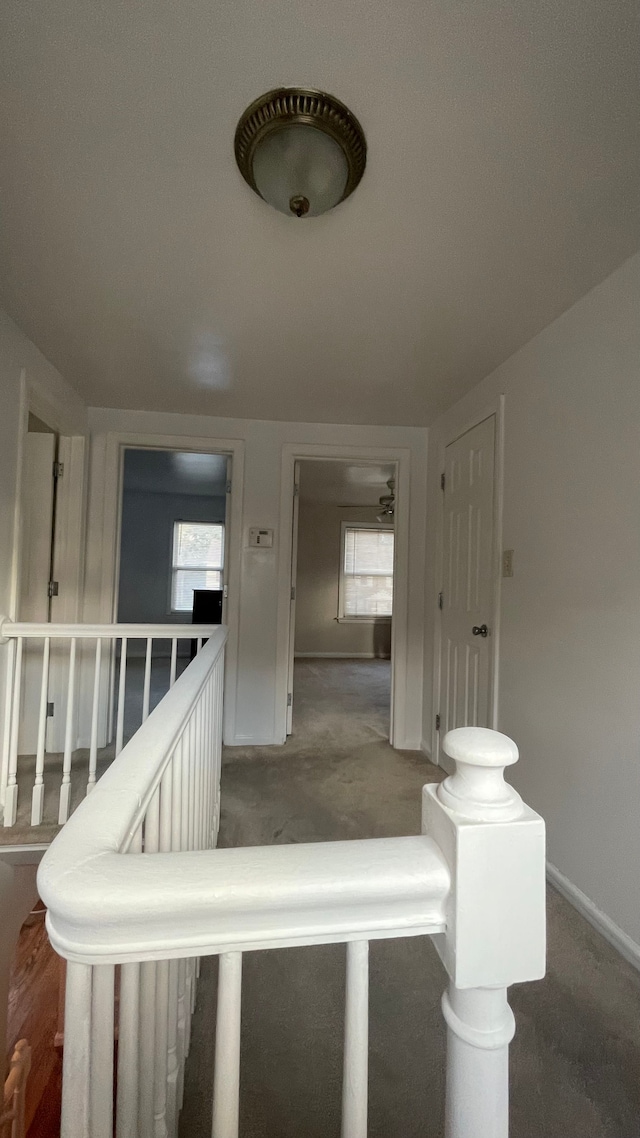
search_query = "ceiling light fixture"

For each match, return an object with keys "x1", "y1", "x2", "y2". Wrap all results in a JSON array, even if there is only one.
[
  {"x1": 234, "y1": 88, "x2": 367, "y2": 218},
  {"x1": 376, "y1": 478, "x2": 395, "y2": 524}
]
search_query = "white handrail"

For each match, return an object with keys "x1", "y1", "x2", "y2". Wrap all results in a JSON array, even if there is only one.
[
  {"x1": 0, "y1": 619, "x2": 220, "y2": 641},
  {"x1": 37, "y1": 634, "x2": 545, "y2": 1138},
  {"x1": 38, "y1": 627, "x2": 449, "y2": 961}
]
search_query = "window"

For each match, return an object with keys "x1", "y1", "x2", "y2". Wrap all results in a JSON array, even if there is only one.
[
  {"x1": 339, "y1": 523, "x2": 394, "y2": 619},
  {"x1": 171, "y1": 521, "x2": 224, "y2": 613}
]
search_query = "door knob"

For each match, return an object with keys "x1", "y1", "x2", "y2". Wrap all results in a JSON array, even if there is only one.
[{"x1": 472, "y1": 624, "x2": 488, "y2": 637}]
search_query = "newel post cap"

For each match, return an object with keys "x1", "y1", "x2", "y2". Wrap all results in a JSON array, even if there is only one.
[{"x1": 438, "y1": 727, "x2": 523, "y2": 821}]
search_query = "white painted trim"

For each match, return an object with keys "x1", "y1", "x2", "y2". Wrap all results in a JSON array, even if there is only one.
[
  {"x1": 431, "y1": 397, "x2": 505, "y2": 765},
  {"x1": 276, "y1": 445, "x2": 412, "y2": 750},
  {"x1": 7, "y1": 371, "x2": 29, "y2": 621},
  {"x1": 547, "y1": 862, "x2": 640, "y2": 972},
  {"x1": 91, "y1": 432, "x2": 245, "y2": 746},
  {"x1": 294, "y1": 652, "x2": 388, "y2": 659},
  {"x1": 11, "y1": 372, "x2": 89, "y2": 625}
]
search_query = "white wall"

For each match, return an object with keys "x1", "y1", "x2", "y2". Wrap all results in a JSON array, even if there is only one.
[
  {"x1": 118, "y1": 489, "x2": 226, "y2": 627},
  {"x1": 85, "y1": 412, "x2": 428, "y2": 748},
  {"x1": 295, "y1": 503, "x2": 392, "y2": 657},
  {"x1": 424, "y1": 251, "x2": 640, "y2": 953}
]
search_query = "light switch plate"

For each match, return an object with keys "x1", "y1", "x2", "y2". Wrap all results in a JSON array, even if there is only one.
[
  {"x1": 502, "y1": 549, "x2": 514, "y2": 577},
  {"x1": 248, "y1": 527, "x2": 274, "y2": 548}
]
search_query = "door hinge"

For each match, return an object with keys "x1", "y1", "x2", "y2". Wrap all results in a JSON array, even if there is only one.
[
  {"x1": 53, "y1": 461, "x2": 64, "y2": 479},
  {"x1": 290, "y1": 586, "x2": 296, "y2": 601},
  {"x1": 435, "y1": 713, "x2": 441, "y2": 731},
  {"x1": 47, "y1": 580, "x2": 59, "y2": 598},
  {"x1": 226, "y1": 480, "x2": 232, "y2": 494},
  {"x1": 440, "y1": 472, "x2": 445, "y2": 491},
  {"x1": 293, "y1": 483, "x2": 300, "y2": 498},
  {"x1": 438, "y1": 591, "x2": 443, "y2": 610},
  {"x1": 287, "y1": 693, "x2": 292, "y2": 707},
  {"x1": 46, "y1": 702, "x2": 54, "y2": 718}
]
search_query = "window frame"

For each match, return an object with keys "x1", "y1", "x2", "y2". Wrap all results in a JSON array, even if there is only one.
[
  {"x1": 337, "y1": 520, "x2": 394, "y2": 624},
  {"x1": 169, "y1": 519, "x2": 225, "y2": 615}
]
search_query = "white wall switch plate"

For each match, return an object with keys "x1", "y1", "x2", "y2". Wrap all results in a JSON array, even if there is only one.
[{"x1": 248, "y1": 527, "x2": 274, "y2": 548}]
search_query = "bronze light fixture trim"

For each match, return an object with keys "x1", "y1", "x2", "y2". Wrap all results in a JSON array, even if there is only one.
[{"x1": 234, "y1": 87, "x2": 367, "y2": 218}]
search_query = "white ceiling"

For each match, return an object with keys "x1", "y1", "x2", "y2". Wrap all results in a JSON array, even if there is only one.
[
  {"x1": 1, "y1": 1, "x2": 638, "y2": 426},
  {"x1": 299, "y1": 460, "x2": 395, "y2": 507},
  {"x1": 123, "y1": 449, "x2": 228, "y2": 497}
]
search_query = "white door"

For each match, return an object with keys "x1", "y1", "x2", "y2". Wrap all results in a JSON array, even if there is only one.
[
  {"x1": 286, "y1": 462, "x2": 300, "y2": 735},
  {"x1": 19, "y1": 433, "x2": 57, "y2": 755},
  {"x1": 19, "y1": 433, "x2": 56, "y2": 622},
  {"x1": 438, "y1": 416, "x2": 496, "y2": 755}
]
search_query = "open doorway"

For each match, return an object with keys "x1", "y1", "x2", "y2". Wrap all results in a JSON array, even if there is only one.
[
  {"x1": 115, "y1": 447, "x2": 230, "y2": 736},
  {"x1": 287, "y1": 459, "x2": 396, "y2": 741}
]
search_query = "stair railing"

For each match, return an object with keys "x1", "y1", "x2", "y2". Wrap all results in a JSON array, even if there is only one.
[
  {"x1": 38, "y1": 627, "x2": 545, "y2": 1138},
  {"x1": 0, "y1": 618, "x2": 220, "y2": 830}
]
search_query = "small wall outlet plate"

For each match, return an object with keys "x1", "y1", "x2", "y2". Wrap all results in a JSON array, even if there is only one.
[
  {"x1": 248, "y1": 527, "x2": 274, "y2": 549},
  {"x1": 502, "y1": 549, "x2": 514, "y2": 577}
]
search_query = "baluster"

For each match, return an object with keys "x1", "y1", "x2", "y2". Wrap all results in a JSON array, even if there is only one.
[
  {"x1": 142, "y1": 637, "x2": 153, "y2": 722},
  {"x1": 166, "y1": 744, "x2": 183, "y2": 1134},
  {"x1": 90, "y1": 965, "x2": 115, "y2": 1138},
  {"x1": 341, "y1": 940, "x2": 369, "y2": 1138},
  {"x1": 176, "y1": 958, "x2": 188, "y2": 1109},
  {"x1": 58, "y1": 638, "x2": 77, "y2": 824},
  {"x1": 169, "y1": 639, "x2": 177, "y2": 688},
  {"x1": 211, "y1": 952, "x2": 243, "y2": 1138},
  {"x1": 116, "y1": 637, "x2": 128, "y2": 755},
  {"x1": 196, "y1": 698, "x2": 204, "y2": 850},
  {"x1": 196, "y1": 636, "x2": 203, "y2": 653},
  {"x1": 117, "y1": 826, "x2": 142, "y2": 1138},
  {"x1": 87, "y1": 638, "x2": 102, "y2": 794},
  {"x1": 3, "y1": 637, "x2": 22, "y2": 826},
  {"x1": 117, "y1": 963, "x2": 141, "y2": 1138},
  {"x1": 188, "y1": 712, "x2": 196, "y2": 851},
  {"x1": 152, "y1": 764, "x2": 173, "y2": 1138},
  {"x1": 60, "y1": 961, "x2": 92, "y2": 1138},
  {"x1": 214, "y1": 659, "x2": 224, "y2": 841},
  {"x1": 31, "y1": 637, "x2": 51, "y2": 825},
  {"x1": 176, "y1": 736, "x2": 189, "y2": 1106},
  {"x1": 203, "y1": 679, "x2": 212, "y2": 848},
  {"x1": 139, "y1": 789, "x2": 160, "y2": 1137},
  {"x1": 0, "y1": 637, "x2": 16, "y2": 810},
  {"x1": 442, "y1": 986, "x2": 514, "y2": 1138}
]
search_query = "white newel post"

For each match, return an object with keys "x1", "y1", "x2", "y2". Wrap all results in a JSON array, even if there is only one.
[{"x1": 423, "y1": 727, "x2": 546, "y2": 1138}]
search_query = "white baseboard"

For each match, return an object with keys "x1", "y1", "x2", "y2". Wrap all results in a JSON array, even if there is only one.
[
  {"x1": 547, "y1": 861, "x2": 640, "y2": 972},
  {"x1": 294, "y1": 652, "x2": 388, "y2": 659}
]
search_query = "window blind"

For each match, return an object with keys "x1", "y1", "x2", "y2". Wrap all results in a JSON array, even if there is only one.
[{"x1": 342, "y1": 526, "x2": 394, "y2": 617}]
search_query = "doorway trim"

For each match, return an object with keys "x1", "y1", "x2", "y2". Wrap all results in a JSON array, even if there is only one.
[
  {"x1": 9, "y1": 371, "x2": 87, "y2": 624},
  {"x1": 93, "y1": 430, "x2": 245, "y2": 745},
  {"x1": 431, "y1": 396, "x2": 505, "y2": 767},
  {"x1": 276, "y1": 443, "x2": 412, "y2": 748}
]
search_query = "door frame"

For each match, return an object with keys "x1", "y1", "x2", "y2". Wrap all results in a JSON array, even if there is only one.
[
  {"x1": 276, "y1": 443, "x2": 412, "y2": 749},
  {"x1": 431, "y1": 396, "x2": 505, "y2": 767},
  {"x1": 93, "y1": 430, "x2": 245, "y2": 746},
  {"x1": 9, "y1": 370, "x2": 87, "y2": 624}
]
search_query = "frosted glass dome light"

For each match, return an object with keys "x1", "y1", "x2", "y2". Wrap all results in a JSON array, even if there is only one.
[{"x1": 234, "y1": 88, "x2": 367, "y2": 219}]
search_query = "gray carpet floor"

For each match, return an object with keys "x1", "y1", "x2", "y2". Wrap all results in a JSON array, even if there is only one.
[{"x1": 179, "y1": 659, "x2": 640, "y2": 1138}]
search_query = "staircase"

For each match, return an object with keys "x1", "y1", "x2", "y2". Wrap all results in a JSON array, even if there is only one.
[{"x1": 1, "y1": 620, "x2": 546, "y2": 1137}]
